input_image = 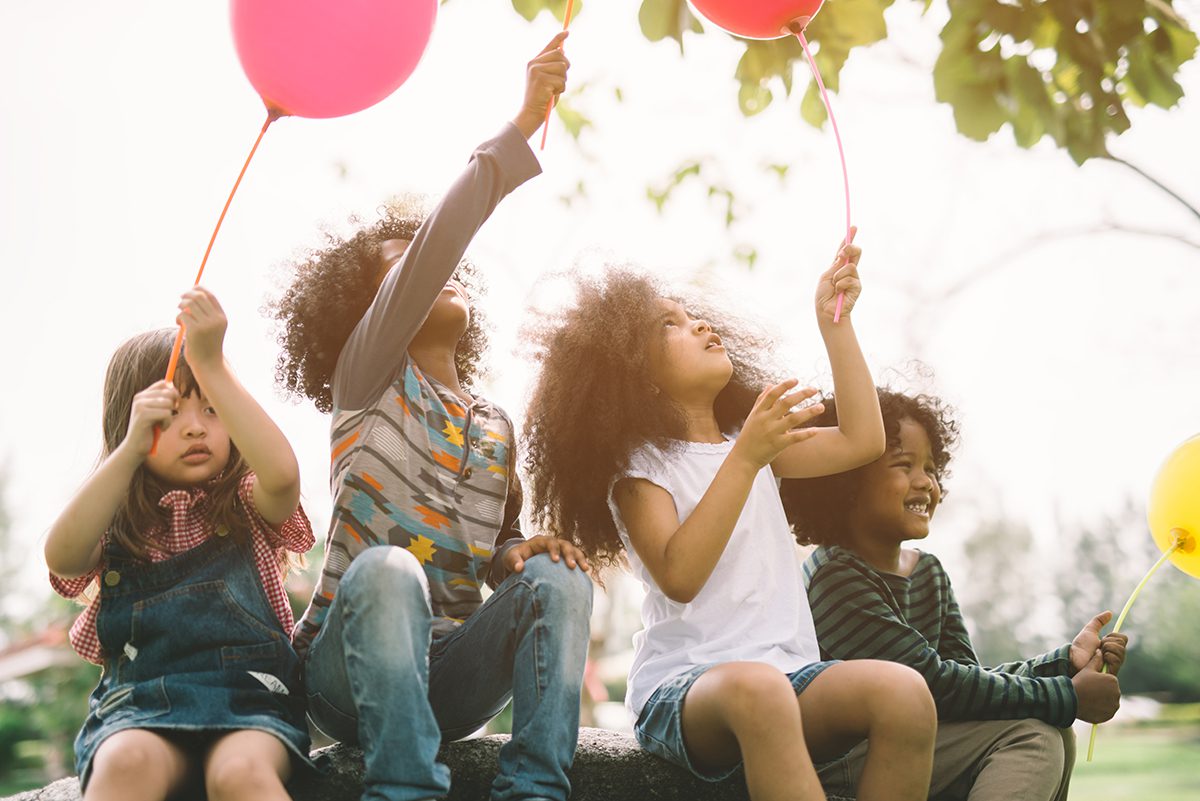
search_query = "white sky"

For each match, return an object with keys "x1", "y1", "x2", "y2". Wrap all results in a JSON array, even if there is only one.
[{"x1": 1, "y1": 0, "x2": 1198, "y2": 612}]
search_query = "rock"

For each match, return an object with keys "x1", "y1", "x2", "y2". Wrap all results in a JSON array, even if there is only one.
[{"x1": 3, "y1": 728, "x2": 854, "y2": 801}]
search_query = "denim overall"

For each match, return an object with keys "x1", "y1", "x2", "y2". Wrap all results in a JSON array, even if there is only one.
[{"x1": 74, "y1": 524, "x2": 314, "y2": 788}]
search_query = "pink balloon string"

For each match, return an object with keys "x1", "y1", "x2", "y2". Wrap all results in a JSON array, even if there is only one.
[
  {"x1": 792, "y1": 26, "x2": 852, "y2": 322},
  {"x1": 151, "y1": 108, "x2": 280, "y2": 455},
  {"x1": 539, "y1": 0, "x2": 576, "y2": 151}
]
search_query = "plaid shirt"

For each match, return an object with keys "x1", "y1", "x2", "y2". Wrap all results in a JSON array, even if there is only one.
[{"x1": 50, "y1": 472, "x2": 313, "y2": 666}]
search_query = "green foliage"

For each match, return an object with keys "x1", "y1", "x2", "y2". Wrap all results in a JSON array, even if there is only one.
[
  {"x1": 933, "y1": 0, "x2": 1197, "y2": 163},
  {"x1": 502, "y1": 1, "x2": 1197, "y2": 162},
  {"x1": 638, "y1": 0, "x2": 704, "y2": 52},
  {"x1": 956, "y1": 518, "x2": 1055, "y2": 664},
  {"x1": 510, "y1": 0, "x2": 582, "y2": 24},
  {"x1": 1053, "y1": 500, "x2": 1200, "y2": 700}
]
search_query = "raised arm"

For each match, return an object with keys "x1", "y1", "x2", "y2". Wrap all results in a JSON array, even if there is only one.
[
  {"x1": 772, "y1": 229, "x2": 885, "y2": 478},
  {"x1": 332, "y1": 34, "x2": 569, "y2": 409},
  {"x1": 45, "y1": 381, "x2": 178, "y2": 578},
  {"x1": 180, "y1": 288, "x2": 301, "y2": 527}
]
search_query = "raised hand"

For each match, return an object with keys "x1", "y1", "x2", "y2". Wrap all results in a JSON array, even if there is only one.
[
  {"x1": 178, "y1": 287, "x2": 228, "y2": 369},
  {"x1": 514, "y1": 31, "x2": 570, "y2": 138},
  {"x1": 733, "y1": 380, "x2": 825, "y2": 470},
  {"x1": 126, "y1": 380, "x2": 180, "y2": 457},
  {"x1": 815, "y1": 227, "x2": 862, "y2": 322}
]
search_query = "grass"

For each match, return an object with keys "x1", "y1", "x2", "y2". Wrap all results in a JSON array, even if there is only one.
[{"x1": 1070, "y1": 720, "x2": 1200, "y2": 800}]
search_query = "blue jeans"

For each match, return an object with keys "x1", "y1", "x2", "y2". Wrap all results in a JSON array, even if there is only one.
[{"x1": 303, "y1": 546, "x2": 593, "y2": 801}]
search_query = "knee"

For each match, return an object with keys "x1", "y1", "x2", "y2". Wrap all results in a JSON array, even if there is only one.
[
  {"x1": 515, "y1": 553, "x2": 594, "y2": 619},
  {"x1": 342, "y1": 545, "x2": 430, "y2": 609},
  {"x1": 206, "y1": 753, "x2": 280, "y2": 800},
  {"x1": 1010, "y1": 719, "x2": 1066, "y2": 768},
  {"x1": 92, "y1": 735, "x2": 160, "y2": 779},
  {"x1": 715, "y1": 663, "x2": 798, "y2": 728},
  {"x1": 867, "y1": 662, "x2": 937, "y2": 739}
]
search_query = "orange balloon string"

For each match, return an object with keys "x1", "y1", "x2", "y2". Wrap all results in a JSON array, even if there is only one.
[
  {"x1": 539, "y1": 0, "x2": 576, "y2": 151},
  {"x1": 150, "y1": 108, "x2": 280, "y2": 455},
  {"x1": 793, "y1": 26, "x2": 852, "y2": 322}
]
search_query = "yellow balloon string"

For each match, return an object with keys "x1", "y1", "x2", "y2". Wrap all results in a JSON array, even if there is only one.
[{"x1": 1085, "y1": 530, "x2": 1187, "y2": 761}]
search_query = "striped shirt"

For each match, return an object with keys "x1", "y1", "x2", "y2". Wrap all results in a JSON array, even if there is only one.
[
  {"x1": 292, "y1": 124, "x2": 539, "y2": 658},
  {"x1": 803, "y1": 545, "x2": 1077, "y2": 727},
  {"x1": 49, "y1": 472, "x2": 314, "y2": 665}
]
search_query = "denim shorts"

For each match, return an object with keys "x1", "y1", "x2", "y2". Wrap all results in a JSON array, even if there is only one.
[{"x1": 634, "y1": 660, "x2": 839, "y2": 782}]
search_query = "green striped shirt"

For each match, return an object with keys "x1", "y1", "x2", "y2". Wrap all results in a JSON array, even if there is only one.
[{"x1": 803, "y1": 545, "x2": 1077, "y2": 727}]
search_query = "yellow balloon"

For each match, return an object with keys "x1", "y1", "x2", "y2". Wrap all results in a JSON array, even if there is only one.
[{"x1": 1147, "y1": 434, "x2": 1200, "y2": 579}]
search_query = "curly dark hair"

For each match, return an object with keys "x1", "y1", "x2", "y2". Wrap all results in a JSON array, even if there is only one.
[
  {"x1": 266, "y1": 198, "x2": 490, "y2": 413},
  {"x1": 522, "y1": 267, "x2": 782, "y2": 571},
  {"x1": 781, "y1": 388, "x2": 960, "y2": 547}
]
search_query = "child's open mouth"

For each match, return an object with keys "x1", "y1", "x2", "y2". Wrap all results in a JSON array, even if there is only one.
[{"x1": 904, "y1": 500, "x2": 930, "y2": 518}]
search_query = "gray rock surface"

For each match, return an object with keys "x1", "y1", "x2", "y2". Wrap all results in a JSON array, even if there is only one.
[{"x1": 4, "y1": 728, "x2": 853, "y2": 800}]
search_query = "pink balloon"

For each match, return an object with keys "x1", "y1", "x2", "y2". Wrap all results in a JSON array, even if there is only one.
[
  {"x1": 689, "y1": 0, "x2": 825, "y2": 40},
  {"x1": 231, "y1": 0, "x2": 438, "y2": 119}
]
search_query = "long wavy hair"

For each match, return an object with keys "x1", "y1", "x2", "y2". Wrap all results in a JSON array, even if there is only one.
[
  {"x1": 781, "y1": 388, "x2": 960, "y2": 547},
  {"x1": 266, "y1": 198, "x2": 489, "y2": 413},
  {"x1": 100, "y1": 329, "x2": 251, "y2": 560},
  {"x1": 522, "y1": 267, "x2": 782, "y2": 571}
]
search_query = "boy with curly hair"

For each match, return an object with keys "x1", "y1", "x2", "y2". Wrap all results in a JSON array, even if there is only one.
[
  {"x1": 780, "y1": 388, "x2": 1129, "y2": 801},
  {"x1": 267, "y1": 34, "x2": 593, "y2": 801}
]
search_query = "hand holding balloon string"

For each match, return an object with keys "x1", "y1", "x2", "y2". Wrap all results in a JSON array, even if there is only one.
[
  {"x1": 515, "y1": 31, "x2": 571, "y2": 142},
  {"x1": 539, "y1": 0, "x2": 576, "y2": 150}
]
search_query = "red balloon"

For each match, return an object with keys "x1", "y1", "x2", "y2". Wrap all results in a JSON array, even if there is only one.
[
  {"x1": 231, "y1": 0, "x2": 438, "y2": 119},
  {"x1": 689, "y1": 0, "x2": 825, "y2": 40}
]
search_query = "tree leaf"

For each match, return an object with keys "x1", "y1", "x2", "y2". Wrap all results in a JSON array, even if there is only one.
[{"x1": 638, "y1": 0, "x2": 703, "y2": 51}]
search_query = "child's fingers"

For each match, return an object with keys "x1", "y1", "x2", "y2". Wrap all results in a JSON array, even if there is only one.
[
  {"x1": 758, "y1": 379, "x2": 800, "y2": 410},
  {"x1": 537, "y1": 30, "x2": 569, "y2": 55},
  {"x1": 778, "y1": 387, "x2": 819, "y2": 411},
  {"x1": 784, "y1": 403, "x2": 825, "y2": 429},
  {"x1": 784, "y1": 428, "x2": 820, "y2": 446}
]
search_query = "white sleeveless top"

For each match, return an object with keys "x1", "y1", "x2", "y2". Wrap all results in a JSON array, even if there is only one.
[{"x1": 609, "y1": 438, "x2": 822, "y2": 716}]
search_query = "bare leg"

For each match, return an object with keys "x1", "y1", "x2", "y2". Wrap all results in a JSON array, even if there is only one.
[
  {"x1": 796, "y1": 661, "x2": 936, "y2": 801},
  {"x1": 83, "y1": 729, "x2": 191, "y2": 801},
  {"x1": 204, "y1": 729, "x2": 292, "y2": 801},
  {"x1": 679, "y1": 662, "x2": 826, "y2": 801}
]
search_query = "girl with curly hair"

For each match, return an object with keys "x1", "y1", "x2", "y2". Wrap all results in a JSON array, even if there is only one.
[
  {"x1": 782, "y1": 389, "x2": 1127, "y2": 801},
  {"x1": 45, "y1": 289, "x2": 317, "y2": 800},
  {"x1": 523, "y1": 230, "x2": 938, "y2": 801},
  {"x1": 268, "y1": 34, "x2": 593, "y2": 801}
]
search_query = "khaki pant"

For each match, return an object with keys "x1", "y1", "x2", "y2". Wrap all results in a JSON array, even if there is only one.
[{"x1": 817, "y1": 719, "x2": 1075, "y2": 801}]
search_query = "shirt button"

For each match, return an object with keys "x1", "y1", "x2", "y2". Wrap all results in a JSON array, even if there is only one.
[
  {"x1": 215, "y1": 524, "x2": 230, "y2": 537},
  {"x1": 104, "y1": 570, "x2": 121, "y2": 587}
]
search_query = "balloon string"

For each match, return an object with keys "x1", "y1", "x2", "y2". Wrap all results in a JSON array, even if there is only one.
[
  {"x1": 151, "y1": 109, "x2": 278, "y2": 455},
  {"x1": 1086, "y1": 532, "x2": 1187, "y2": 761},
  {"x1": 793, "y1": 29, "x2": 852, "y2": 322},
  {"x1": 539, "y1": 0, "x2": 576, "y2": 151}
]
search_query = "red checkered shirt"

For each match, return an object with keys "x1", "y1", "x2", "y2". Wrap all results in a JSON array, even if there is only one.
[{"x1": 49, "y1": 472, "x2": 314, "y2": 666}]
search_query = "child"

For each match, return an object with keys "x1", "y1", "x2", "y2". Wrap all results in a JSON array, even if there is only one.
[
  {"x1": 521, "y1": 234, "x2": 938, "y2": 801},
  {"x1": 45, "y1": 288, "x2": 316, "y2": 801},
  {"x1": 780, "y1": 389, "x2": 1128, "y2": 801},
  {"x1": 267, "y1": 34, "x2": 593, "y2": 801}
]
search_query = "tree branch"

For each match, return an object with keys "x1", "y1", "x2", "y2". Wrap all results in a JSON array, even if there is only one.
[{"x1": 1106, "y1": 155, "x2": 1200, "y2": 224}]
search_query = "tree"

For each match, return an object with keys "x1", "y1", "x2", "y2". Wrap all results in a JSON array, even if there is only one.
[
  {"x1": 955, "y1": 516, "x2": 1059, "y2": 664},
  {"x1": 1053, "y1": 498, "x2": 1200, "y2": 700},
  {"x1": 498, "y1": 1, "x2": 1199, "y2": 233}
]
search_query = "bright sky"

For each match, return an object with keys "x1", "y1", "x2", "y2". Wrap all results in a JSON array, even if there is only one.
[{"x1": 1, "y1": 1, "x2": 1198, "y2": 615}]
